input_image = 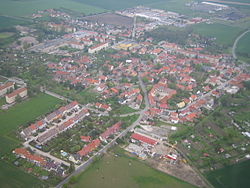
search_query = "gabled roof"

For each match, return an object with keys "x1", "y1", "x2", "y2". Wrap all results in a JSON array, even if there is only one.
[{"x1": 131, "y1": 133, "x2": 157, "y2": 146}]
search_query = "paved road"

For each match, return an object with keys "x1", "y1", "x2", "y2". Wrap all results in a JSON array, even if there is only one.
[
  {"x1": 43, "y1": 89, "x2": 109, "y2": 116},
  {"x1": 23, "y1": 142, "x2": 70, "y2": 166},
  {"x1": 206, "y1": 0, "x2": 250, "y2": 6},
  {"x1": 232, "y1": 29, "x2": 250, "y2": 59},
  {"x1": 56, "y1": 74, "x2": 150, "y2": 188},
  {"x1": 43, "y1": 89, "x2": 71, "y2": 102}
]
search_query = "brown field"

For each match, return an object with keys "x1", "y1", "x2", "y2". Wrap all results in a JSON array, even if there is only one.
[{"x1": 84, "y1": 13, "x2": 133, "y2": 28}]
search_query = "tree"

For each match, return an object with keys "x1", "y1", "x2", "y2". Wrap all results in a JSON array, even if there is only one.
[
  {"x1": 15, "y1": 94, "x2": 22, "y2": 103},
  {"x1": 243, "y1": 81, "x2": 250, "y2": 90}
]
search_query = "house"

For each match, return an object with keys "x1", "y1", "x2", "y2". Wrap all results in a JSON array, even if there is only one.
[
  {"x1": 80, "y1": 136, "x2": 91, "y2": 142},
  {"x1": 0, "y1": 82, "x2": 15, "y2": 97},
  {"x1": 99, "y1": 122, "x2": 122, "y2": 141},
  {"x1": 69, "y1": 42, "x2": 85, "y2": 50},
  {"x1": 77, "y1": 139, "x2": 100, "y2": 158},
  {"x1": 13, "y1": 148, "x2": 46, "y2": 166},
  {"x1": 177, "y1": 101, "x2": 185, "y2": 109},
  {"x1": 95, "y1": 102, "x2": 112, "y2": 111},
  {"x1": 5, "y1": 87, "x2": 27, "y2": 104},
  {"x1": 21, "y1": 120, "x2": 47, "y2": 138},
  {"x1": 88, "y1": 42, "x2": 109, "y2": 54}
]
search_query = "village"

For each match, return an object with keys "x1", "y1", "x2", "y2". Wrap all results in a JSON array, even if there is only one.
[{"x1": 0, "y1": 4, "x2": 250, "y2": 188}]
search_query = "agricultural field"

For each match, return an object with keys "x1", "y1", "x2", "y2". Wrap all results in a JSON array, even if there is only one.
[
  {"x1": 84, "y1": 13, "x2": 134, "y2": 28},
  {"x1": 191, "y1": 23, "x2": 243, "y2": 47},
  {"x1": 0, "y1": 93, "x2": 61, "y2": 155},
  {"x1": 149, "y1": 0, "x2": 202, "y2": 16},
  {"x1": 0, "y1": 161, "x2": 44, "y2": 188},
  {"x1": 0, "y1": 0, "x2": 106, "y2": 17},
  {"x1": 236, "y1": 31, "x2": 250, "y2": 61},
  {"x1": 68, "y1": 148, "x2": 196, "y2": 188},
  {"x1": 0, "y1": 32, "x2": 14, "y2": 39},
  {"x1": 74, "y1": 0, "x2": 165, "y2": 10},
  {"x1": 0, "y1": 16, "x2": 28, "y2": 29},
  {"x1": 206, "y1": 160, "x2": 250, "y2": 188}
]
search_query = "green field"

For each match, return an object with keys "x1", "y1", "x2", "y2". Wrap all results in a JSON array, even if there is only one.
[
  {"x1": 149, "y1": 0, "x2": 201, "y2": 16},
  {"x1": 192, "y1": 23, "x2": 243, "y2": 47},
  {"x1": 74, "y1": 0, "x2": 165, "y2": 10},
  {"x1": 0, "y1": 32, "x2": 14, "y2": 39},
  {"x1": 0, "y1": 0, "x2": 106, "y2": 17},
  {"x1": 206, "y1": 160, "x2": 250, "y2": 188},
  {"x1": 71, "y1": 150, "x2": 196, "y2": 188},
  {"x1": 0, "y1": 93, "x2": 61, "y2": 155},
  {"x1": 236, "y1": 31, "x2": 250, "y2": 60},
  {"x1": 0, "y1": 16, "x2": 28, "y2": 29},
  {"x1": 0, "y1": 161, "x2": 44, "y2": 188}
]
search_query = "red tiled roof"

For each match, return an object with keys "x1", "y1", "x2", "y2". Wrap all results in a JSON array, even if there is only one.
[
  {"x1": 0, "y1": 82, "x2": 14, "y2": 91},
  {"x1": 14, "y1": 148, "x2": 46, "y2": 165},
  {"x1": 78, "y1": 139, "x2": 100, "y2": 157},
  {"x1": 6, "y1": 88, "x2": 27, "y2": 98},
  {"x1": 131, "y1": 133, "x2": 157, "y2": 146},
  {"x1": 100, "y1": 122, "x2": 121, "y2": 140},
  {"x1": 80, "y1": 136, "x2": 91, "y2": 142}
]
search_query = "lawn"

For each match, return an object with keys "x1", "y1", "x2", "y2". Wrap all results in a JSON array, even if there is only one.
[
  {"x1": 0, "y1": 0, "x2": 106, "y2": 17},
  {"x1": 0, "y1": 161, "x2": 44, "y2": 188},
  {"x1": 70, "y1": 150, "x2": 196, "y2": 188},
  {"x1": 206, "y1": 160, "x2": 250, "y2": 188},
  {"x1": 191, "y1": 23, "x2": 243, "y2": 47},
  {"x1": 0, "y1": 93, "x2": 61, "y2": 155},
  {"x1": 112, "y1": 105, "x2": 137, "y2": 114}
]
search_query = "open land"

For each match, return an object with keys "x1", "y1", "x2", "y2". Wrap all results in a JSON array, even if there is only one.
[
  {"x1": 70, "y1": 148, "x2": 196, "y2": 188},
  {"x1": 0, "y1": 16, "x2": 28, "y2": 29},
  {"x1": 191, "y1": 23, "x2": 243, "y2": 47},
  {"x1": 0, "y1": 0, "x2": 106, "y2": 17},
  {"x1": 0, "y1": 32, "x2": 14, "y2": 39},
  {"x1": 84, "y1": 13, "x2": 134, "y2": 28},
  {"x1": 0, "y1": 161, "x2": 44, "y2": 188},
  {"x1": 236, "y1": 31, "x2": 250, "y2": 61},
  {"x1": 206, "y1": 160, "x2": 250, "y2": 188},
  {"x1": 74, "y1": 0, "x2": 165, "y2": 10}
]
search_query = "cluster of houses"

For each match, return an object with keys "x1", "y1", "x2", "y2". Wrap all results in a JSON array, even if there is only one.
[
  {"x1": 119, "y1": 88, "x2": 143, "y2": 110},
  {"x1": 37, "y1": 107, "x2": 89, "y2": 144},
  {"x1": 13, "y1": 148, "x2": 66, "y2": 176},
  {"x1": 46, "y1": 35, "x2": 250, "y2": 125},
  {"x1": 0, "y1": 81, "x2": 28, "y2": 104},
  {"x1": 76, "y1": 122, "x2": 122, "y2": 160},
  {"x1": 21, "y1": 101, "x2": 82, "y2": 140}
]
